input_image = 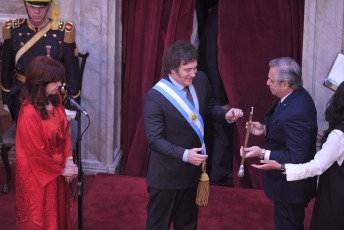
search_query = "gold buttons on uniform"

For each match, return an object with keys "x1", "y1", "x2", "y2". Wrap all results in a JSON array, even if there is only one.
[
  {"x1": 53, "y1": 34, "x2": 57, "y2": 38},
  {"x1": 27, "y1": 33, "x2": 30, "y2": 36},
  {"x1": 19, "y1": 33, "x2": 22, "y2": 36},
  {"x1": 44, "y1": 34, "x2": 47, "y2": 37},
  {"x1": 20, "y1": 42, "x2": 24, "y2": 47},
  {"x1": 59, "y1": 41, "x2": 62, "y2": 44}
]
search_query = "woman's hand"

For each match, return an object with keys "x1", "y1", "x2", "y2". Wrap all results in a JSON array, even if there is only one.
[
  {"x1": 251, "y1": 160, "x2": 281, "y2": 170},
  {"x1": 64, "y1": 175, "x2": 77, "y2": 183},
  {"x1": 65, "y1": 158, "x2": 74, "y2": 168},
  {"x1": 62, "y1": 161, "x2": 78, "y2": 182}
]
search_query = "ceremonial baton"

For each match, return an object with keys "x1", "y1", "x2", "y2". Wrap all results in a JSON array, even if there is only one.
[{"x1": 238, "y1": 107, "x2": 254, "y2": 177}]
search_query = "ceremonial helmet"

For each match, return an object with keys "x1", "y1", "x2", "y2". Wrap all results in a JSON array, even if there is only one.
[{"x1": 24, "y1": 0, "x2": 52, "y2": 7}]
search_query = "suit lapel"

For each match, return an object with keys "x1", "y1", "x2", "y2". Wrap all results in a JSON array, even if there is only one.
[
  {"x1": 265, "y1": 100, "x2": 279, "y2": 134},
  {"x1": 191, "y1": 74, "x2": 205, "y2": 115},
  {"x1": 265, "y1": 90, "x2": 299, "y2": 135}
]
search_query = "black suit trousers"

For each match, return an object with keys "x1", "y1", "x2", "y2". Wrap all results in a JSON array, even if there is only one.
[
  {"x1": 274, "y1": 201, "x2": 307, "y2": 230},
  {"x1": 146, "y1": 183, "x2": 198, "y2": 230}
]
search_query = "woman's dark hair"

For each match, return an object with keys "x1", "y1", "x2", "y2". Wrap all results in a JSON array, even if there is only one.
[
  {"x1": 162, "y1": 40, "x2": 198, "y2": 75},
  {"x1": 321, "y1": 81, "x2": 344, "y2": 145},
  {"x1": 22, "y1": 56, "x2": 65, "y2": 119}
]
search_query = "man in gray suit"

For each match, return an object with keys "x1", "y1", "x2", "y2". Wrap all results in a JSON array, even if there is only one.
[{"x1": 143, "y1": 40, "x2": 243, "y2": 230}]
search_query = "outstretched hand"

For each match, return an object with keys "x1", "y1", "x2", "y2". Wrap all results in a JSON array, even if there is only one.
[
  {"x1": 225, "y1": 108, "x2": 244, "y2": 122},
  {"x1": 251, "y1": 160, "x2": 281, "y2": 170},
  {"x1": 187, "y1": 147, "x2": 208, "y2": 166}
]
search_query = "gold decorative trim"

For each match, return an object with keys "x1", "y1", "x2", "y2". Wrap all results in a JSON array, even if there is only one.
[
  {"x1": 57, "y1": 21, "x2": 65, "y2": 31},
  {"x1": 2, "y1": 20, "x2": 12, "y2": 40},
  {"x1": 25, "y1": 0, "x2": 52, "y2": 2},
  {"x1": 64, "y1": 22, "x2": 75, "y2": 44},
  {"x1": 71, "y1": 90, "x2": 81, "y2": 98},
  {"x1": 189, "y1": 112, "x2": 198, "y2": 122},
  {"x1": 17, "y1": 73, "x2": 26, "y2": 82},
  {"x1": 13, "y1": 19, "x2": 20, "y2": 29},
  {"x1": 74, "y1": 47, "x2": 79, "y2": 57},
  {"x1": 1, "y1": 84, "x2": 10, "y2": 93}
]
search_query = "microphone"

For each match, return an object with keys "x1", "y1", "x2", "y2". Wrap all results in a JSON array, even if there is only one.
[{"x1": 66, "y1": 95, "x2": 88, "y2": 116}]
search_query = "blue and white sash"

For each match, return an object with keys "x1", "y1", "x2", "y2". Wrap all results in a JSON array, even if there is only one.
[{"x1": 153, "y1": 78, "x2": 206, "y2": 155}]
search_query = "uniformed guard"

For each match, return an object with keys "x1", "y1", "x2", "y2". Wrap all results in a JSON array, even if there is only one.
[{"x1": 1, "y1": 0, "x2": 81, "y2": 122}]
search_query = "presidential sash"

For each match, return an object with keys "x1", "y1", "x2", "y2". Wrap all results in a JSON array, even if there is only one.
[{"x1": 153, "y1": 78, "x2": 206, "y2": 155}]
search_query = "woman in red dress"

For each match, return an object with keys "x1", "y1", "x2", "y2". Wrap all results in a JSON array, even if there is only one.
[{"x1": 15, "y1": 56, "x2": 78, "y2": 229}]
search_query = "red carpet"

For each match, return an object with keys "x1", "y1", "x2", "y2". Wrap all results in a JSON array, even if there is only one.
[{"x1": 0, "y1": 165, "x2": 314, "y2": 229}]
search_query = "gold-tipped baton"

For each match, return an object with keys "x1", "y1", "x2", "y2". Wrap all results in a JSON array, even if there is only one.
[{"x1": 238, "y1": 107, "x2": 254, "y2": 177}]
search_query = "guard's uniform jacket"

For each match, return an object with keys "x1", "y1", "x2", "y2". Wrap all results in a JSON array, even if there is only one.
[{"x1": 1, "y1": 18, "x2": 81, "y2": 120}]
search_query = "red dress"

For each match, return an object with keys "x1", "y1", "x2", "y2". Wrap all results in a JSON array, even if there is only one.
[{"x1": 15, "y1": 100, "x2": 73, "y2": 230}]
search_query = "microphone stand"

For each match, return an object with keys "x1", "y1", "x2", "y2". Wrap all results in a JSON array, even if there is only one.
[
  {"x1": 76, "y1": 111, "x2": 83, "y2": 230},
  {"x1": 75, "y1": 109, "x2": 90, "y2": 230}
]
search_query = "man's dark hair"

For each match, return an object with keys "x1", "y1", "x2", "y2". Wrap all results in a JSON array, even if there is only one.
[{"x1": 162, "y1": 40, "x2": 198, "y2": 75}]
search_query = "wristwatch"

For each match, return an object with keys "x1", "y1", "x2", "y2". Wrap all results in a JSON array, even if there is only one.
[
  {"x1": 260, "y1": 148, "x2": 266, "y2": 160},
  {"x1": 280, "y1": 163, "x2": 285, "y2": 172}
]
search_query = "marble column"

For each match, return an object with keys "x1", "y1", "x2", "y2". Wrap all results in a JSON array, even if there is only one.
[
  {"x1": 0, "y1": 0, "x2": 123, "y2": 174},
  {"x1": 303, "y1": 0, "x2": 344, "y2": 133}
]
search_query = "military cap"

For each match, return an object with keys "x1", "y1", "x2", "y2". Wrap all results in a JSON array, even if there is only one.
[{"x1": 25, "y1": 0, "x2": 52, "y2": 7}]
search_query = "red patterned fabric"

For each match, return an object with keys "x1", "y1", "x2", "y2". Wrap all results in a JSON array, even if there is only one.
[{"x1": 15, "y1": 98, "x2": 73, "y2": 229}]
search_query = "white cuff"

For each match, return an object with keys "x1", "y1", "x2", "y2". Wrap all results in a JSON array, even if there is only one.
[
  {"x1": 182, "y1": 150, "x2": 189, "y2": 162},
  {"x1": 65, "y1": 109, "x2": 77, "y2": 121},
  {"x1": 264, "y1": 150, "x2": 271, "y2": 160}
]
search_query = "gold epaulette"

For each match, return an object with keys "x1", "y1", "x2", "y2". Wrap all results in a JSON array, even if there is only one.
[
  {"x1": 2, "y1": 18, "x2": 25, "y2": 40},
  {"x1": 51, "y1": 19, "x2": 65, "y2": 31},
  {"x1": 12, "y1": 18, "x2": 25, "y2": 29},
  {"x1": 63, "y1": 22, "x2": 75, "y2": 44},
  {"x1": 2, "y1": 19, "x2": 12, "y2": 40}
]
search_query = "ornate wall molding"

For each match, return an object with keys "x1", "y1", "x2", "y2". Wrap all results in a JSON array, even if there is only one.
[{"x1": 303, "y1": 0, "x2": 344, "y2": 132}]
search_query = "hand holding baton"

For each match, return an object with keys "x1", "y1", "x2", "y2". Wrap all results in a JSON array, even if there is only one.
[{"x1": 238, "y1": 107, "x2": 254, "y2": 177}]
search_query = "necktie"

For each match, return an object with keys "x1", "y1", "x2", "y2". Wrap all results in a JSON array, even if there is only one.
[{"x1": 183, "y1": 86, "x2": 195, "y2": 107}]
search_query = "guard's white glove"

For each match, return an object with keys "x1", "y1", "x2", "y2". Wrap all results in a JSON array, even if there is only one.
[
  {"x1": 65, "y1": 109, "x2": 77, "y2": 121},
  {"x1": 3, "y1": 105, "x2": 10, "y2": 113}
]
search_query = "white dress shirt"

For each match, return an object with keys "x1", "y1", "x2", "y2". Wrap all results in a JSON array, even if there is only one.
[{"x1": 285, "y1": 129, "x2": 344, "y2": 181}]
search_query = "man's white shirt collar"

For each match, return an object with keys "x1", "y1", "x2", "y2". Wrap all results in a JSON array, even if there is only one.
[{"x1": 169, "y1": 75, "x2": 191, "y2": 91}]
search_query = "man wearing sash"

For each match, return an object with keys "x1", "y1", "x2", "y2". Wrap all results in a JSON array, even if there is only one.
[
  {"x1": 143, "y1": 40, "x2": 243, "y2": 230},
  {"x1": 1, "y1": 0, "x2": 80, "y2": 122}
]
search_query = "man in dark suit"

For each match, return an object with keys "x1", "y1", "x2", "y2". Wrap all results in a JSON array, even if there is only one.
[
  {"x1": 143, "y1": 40, "x2": 243, "y2": 230},
  {"x1": 243, "y1": 57, "x2": 318, "y2": 230}
]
